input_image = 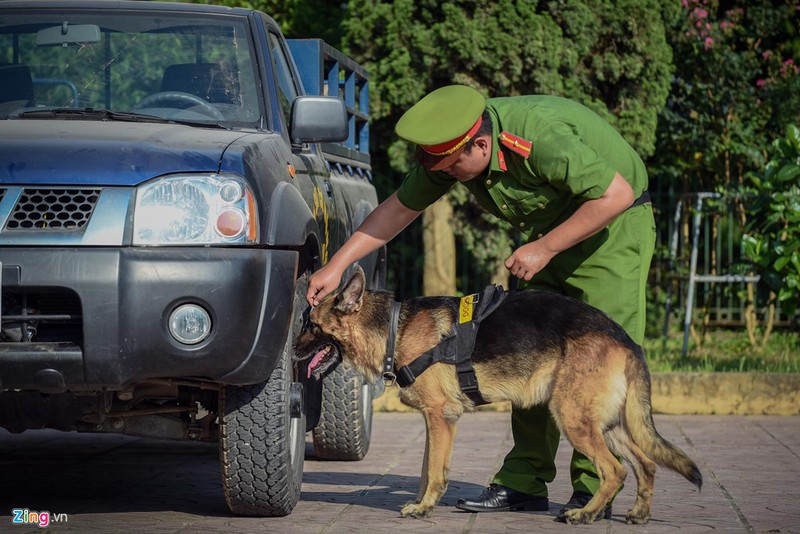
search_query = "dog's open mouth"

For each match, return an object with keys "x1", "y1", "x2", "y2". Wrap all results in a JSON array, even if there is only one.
[{"x1": 302, "y1": 343, "x2": 341, "y2": 378}]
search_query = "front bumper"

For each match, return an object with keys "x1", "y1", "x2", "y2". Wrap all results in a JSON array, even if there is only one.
[{"x1": 0, "y1": 247, "x2": 298, "y2": 391}]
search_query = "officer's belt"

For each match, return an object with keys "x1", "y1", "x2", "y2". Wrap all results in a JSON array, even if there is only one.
[
  {"x1": 629, "y1": 190, "x2": 651, "y2": 209},
  {"x1": 382, "y1": 285, "x2": 507, "y2": 406}
]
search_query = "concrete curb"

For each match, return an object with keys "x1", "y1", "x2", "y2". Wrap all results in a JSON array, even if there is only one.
[
  {"x1": 650, "y1": 372, "x2": 800, "y2": 415},
  {"x1": 373, "y1": 372, "x2": 800, "y2": 415}
]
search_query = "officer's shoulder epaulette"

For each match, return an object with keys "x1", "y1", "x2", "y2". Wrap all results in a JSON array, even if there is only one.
[{"x1": 498, "y1": 130, "x2": 532, "y2": 159}]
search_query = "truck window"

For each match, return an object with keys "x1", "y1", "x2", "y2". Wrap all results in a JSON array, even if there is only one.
[
  {"x1": 0, "y1": 12, "x2": 263, "y2": 127},
  {"x1": 267, "y1": 31, "x2": 298, "y2": 130}
]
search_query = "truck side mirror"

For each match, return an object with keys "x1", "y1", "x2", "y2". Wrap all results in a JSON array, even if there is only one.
[{"x1": 289, "y1": 96, "x2": 348, "y2": 145}]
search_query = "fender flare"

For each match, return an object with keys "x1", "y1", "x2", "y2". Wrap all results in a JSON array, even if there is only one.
[{"x1": 264, "y1": 181, "x2": 321, "y2": 249}]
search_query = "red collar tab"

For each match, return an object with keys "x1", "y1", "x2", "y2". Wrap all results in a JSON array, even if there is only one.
[
  {"x1": 498, "y1": 130, "x2": 532, "y2": 158},
  {"x1": 497, "y1": 150, "x2": 507, "y2": 171}
]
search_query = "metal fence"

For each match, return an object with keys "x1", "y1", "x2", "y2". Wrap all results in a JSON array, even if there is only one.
[{"x1": 660, "y1": 193, "x2": 763, "y2": 353}]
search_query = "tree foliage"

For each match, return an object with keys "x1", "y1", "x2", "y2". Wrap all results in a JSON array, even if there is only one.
[
  {"x1": 343, "y1": 0, "x2": 675, "y2": 167},
  {"x1": 197, "y1": 0, "x2": 346, "y2": 44},
  {"x1": 650, "y1": 0, "x2": 800, "y2": 193}
]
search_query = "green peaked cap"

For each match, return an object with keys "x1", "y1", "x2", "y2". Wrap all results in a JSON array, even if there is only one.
[{"x1": 395, "y1": 85, "x2": 485, "y2": 146}]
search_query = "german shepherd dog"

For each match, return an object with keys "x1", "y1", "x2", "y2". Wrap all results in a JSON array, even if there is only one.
[{"x1": 295, "y1": 266, "x2": 702, "y2": 525}]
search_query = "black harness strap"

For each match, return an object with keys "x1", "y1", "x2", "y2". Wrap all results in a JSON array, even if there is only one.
[
  {"x1": 394, "y1": 285, "x2": 506, "y2": 406},
  {"x1": 381, "y1": 301, "x2": 402, "y2": 384}
]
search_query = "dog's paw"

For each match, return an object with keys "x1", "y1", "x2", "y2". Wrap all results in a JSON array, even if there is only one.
[
  {"x1": 562, "y1": 508, "x2": 597, "y2": 525},
  {"x1": 400, "y1": 501, "x2": 433, "y2": 519},
  {"x1": 625, "y1": 510, "x2": 650, "y2": 525}
]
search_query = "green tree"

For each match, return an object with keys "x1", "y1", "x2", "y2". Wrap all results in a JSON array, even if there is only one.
[
  {"x1": 197, "y1": 1, "x2": 346, "y2": 44},
  {"x1": 651, "y1": 0, "x2": 800, "y2": 193},
  {"x1": 341, "y1": 0, "x2": 676, "y2": 294}
]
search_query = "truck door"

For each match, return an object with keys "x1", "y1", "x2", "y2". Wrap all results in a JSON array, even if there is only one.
[{"x1": 264, "y1": 28, "x2": 340, "y2": 264}]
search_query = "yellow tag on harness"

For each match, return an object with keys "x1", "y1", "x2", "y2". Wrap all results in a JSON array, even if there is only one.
[{"x1": 459, "y1": 294, "x2": 476, "y2": 324}]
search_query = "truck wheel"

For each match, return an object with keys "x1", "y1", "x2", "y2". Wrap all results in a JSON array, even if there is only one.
[
  {"x1": 312, "y1": 362, "x2": 373, "y2": 460},
  {"x1": 219, "y1": 336, "x2": 306, "y2": 516}
]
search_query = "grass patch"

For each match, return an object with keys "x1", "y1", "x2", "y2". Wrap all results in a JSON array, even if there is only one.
[{"x1": 643, "y1": 329, "x2": 800, "y2": 373}]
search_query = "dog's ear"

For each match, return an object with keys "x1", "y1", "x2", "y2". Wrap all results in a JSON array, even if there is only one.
[{"x1": 334, "y1": 265, "x2": 366, "y2": 314}]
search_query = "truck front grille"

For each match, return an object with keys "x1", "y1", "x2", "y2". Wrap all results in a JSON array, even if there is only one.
[
  {"x1": 0, "y1": 289, "x2": 83, "y2": 345},
  {"x1": 6, "y1": 188, "x2": 100, "y2": 230}
]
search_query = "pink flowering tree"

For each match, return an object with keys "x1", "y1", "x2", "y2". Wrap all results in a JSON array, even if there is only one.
[{"x1": 652, "y1": 0, "x2": 800, "y2": 192}]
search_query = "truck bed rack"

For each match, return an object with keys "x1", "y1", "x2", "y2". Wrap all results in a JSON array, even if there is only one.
[{"x1": 288, "y1": 39, "x2": 370, "y2": 166}]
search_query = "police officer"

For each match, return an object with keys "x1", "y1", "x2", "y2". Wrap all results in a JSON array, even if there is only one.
[{"x1": 306, "y1": 85, "x2": 655, "y2": 520}]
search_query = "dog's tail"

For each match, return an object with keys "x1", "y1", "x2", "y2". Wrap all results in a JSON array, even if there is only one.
[{"x1": 625, "y1": 349, "x2": 703, "y2": 490}]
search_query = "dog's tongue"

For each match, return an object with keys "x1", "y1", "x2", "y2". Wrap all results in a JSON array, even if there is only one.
[{"x1": 307, "y1": 349, "x2": 328, "y2": 379}]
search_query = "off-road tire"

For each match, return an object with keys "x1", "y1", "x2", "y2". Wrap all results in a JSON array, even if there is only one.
[
  {"x1": 219, "y1": 292, "x2": 306, "y2": 517},
  {"x1": 312, "y1": 362, "x2": 373, "y2": 460}
]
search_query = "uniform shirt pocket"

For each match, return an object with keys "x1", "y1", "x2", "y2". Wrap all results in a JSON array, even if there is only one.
[{"x1": 498, "y1": 185, "x2": 569, "y2": 231}]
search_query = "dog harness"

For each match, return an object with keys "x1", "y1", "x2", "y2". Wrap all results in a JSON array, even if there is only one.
[{"x1": 382, "y1": 285, "x2": 506, "y2": 406}]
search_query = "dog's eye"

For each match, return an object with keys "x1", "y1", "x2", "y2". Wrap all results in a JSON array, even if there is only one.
[
  {"x1": 300, "y1": 307, "x2": 312, "y2": 329},
  {"x1": 307, "y1": 322, "x2": 322, "y2": 335}
]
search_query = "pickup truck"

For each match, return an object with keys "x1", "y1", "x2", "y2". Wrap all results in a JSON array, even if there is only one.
[{"x1": 0, "y1": 0, "x2": 385, "y2": 517}]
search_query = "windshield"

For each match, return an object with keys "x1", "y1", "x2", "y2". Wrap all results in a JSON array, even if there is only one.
[{"x1": 0, "y1": 9, "x2": 263, "y2": 127}]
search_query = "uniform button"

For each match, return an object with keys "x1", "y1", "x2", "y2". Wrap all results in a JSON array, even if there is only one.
[
  {"x1": 518, "y1": 222, "x2": 525, "y2": 229},
  {"x1": 501, "y1": 204, "x2": 508, "y2": 210},
  {"x1": 537, "y1": 233, "x2": 544, "y2": 239},
  {"x1": 537, "y1": 202, "x2": 545, "y2": 209},
  {"x1": 486, "y1": 179, "x2": 492, "y2": 186}
]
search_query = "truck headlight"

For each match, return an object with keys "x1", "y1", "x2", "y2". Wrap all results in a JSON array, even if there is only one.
[{"x1": 133, "y1": 174, "x2": 258, "y2": 245}]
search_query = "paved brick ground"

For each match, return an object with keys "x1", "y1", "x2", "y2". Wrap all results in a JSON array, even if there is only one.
[{"x1": 1, "y1": 412, "x2": 798, "y2": 533}]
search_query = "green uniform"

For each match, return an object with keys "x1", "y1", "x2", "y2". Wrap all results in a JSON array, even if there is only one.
[{"x1": 396, "y1": 95, "x2": 656, "y2": 497}]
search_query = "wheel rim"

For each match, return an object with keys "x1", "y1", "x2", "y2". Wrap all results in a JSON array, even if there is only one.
[
  {"x1": 360, "y1": 382, "x2": 372, "y2": 438},
  {"x1": 289, "y1": 410, "x2": 305, "y2": 476}
]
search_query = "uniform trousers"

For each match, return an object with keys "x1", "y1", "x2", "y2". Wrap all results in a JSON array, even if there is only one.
[{"x1": 491, "y1": 203, "x2": 656, "y2": 496}]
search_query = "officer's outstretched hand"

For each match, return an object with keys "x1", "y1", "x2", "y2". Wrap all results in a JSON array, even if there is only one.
[
  {"x1": 504, "y1": 241, "x2": 557, "y2": 281},
  {"x1": 306, "y1": 263, "x2": 345, "y2": 307}
]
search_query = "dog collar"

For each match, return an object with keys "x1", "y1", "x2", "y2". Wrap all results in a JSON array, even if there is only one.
[{"x1": 382, "y1": 301, "x2": 402, "y2": 385}]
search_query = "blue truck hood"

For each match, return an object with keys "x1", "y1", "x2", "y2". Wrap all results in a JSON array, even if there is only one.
[{"x1": 0, "y1": 120, "x2": 253, "y2": 186}]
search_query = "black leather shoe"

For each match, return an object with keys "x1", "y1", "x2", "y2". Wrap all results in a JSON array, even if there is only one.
[
  {"x1": 556, "y1": 490, "x2": 612, "y2": 521},
  {"x1": 456, "y1": 483, "x2": 549, "y2": 512}
]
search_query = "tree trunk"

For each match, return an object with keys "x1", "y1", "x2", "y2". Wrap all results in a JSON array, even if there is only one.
[
  {"x1": 490, "y1": 261, "x2": 510, "y2": 289},
  {"x1": 422, "y1": 197, "x2": 457, "y2": 296},
  {"x1": 762, "y1": 291, "x2": 776, "y2": 348},
  {"x1": 745, "y1": 280, "x2": 758, "y2": 348}
]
